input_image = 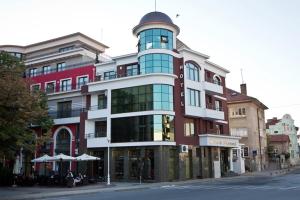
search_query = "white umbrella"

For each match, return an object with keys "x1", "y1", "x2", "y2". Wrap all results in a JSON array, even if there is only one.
[
  {"x1": 31, "y1": 154, "x2": 53, "y2": 163},
  {"x1": 76, "y1": 154, "x2": 100, "y2": 161},
  {"x1": 49, "y1": 153, "x2": 75, "y2": 161},
  {"x1": 76, "y1": 154, "x2": 100, "y2": 178}
]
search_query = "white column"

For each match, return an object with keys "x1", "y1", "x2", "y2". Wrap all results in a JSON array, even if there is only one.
[{"x1": 229, "y1": 148, "x2": 233, "y2": 171}]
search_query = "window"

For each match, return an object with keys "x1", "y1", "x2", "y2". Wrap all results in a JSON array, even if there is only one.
[
  {"x1": 213, "y1": 76, "x2": 221, "y2": 85},
  {"x1": 77, "y1": 76, "x2": 88, "y2": 89},
  {"x1": 231, "y1": 107, "x2": 246, "y2": 118},
  {"x1": 104, "y1": 71, "x2": 116, "y2": 80},
  {"x1": 243, "y1": 146, "x2": 249, "y2": 157},
  {"x1": 98, "y1": 94, "x2": 107, "y2": 109},
  {"x1": 57, "y1": 62, "x2": 66, "y2": 72},
  {"x1": 111, "y1": 115, "x2": 174, "y2": 143},
  {"x1": 45, "y1": 82, "x2": 55, "y2": 93},
  {"x1": 31, "y1": 84, "x2": 40, "y2": 92},
  {"x1": 57, "y1": 101, "x2": 72, "y2": 118},
  {"x1": 29, "y1": 68, "x2": 37, "y2": 77},
  {"x1": 111, "y1": 84, "x2": 173, "y2": 114},
  {"x1": 59, "y1": 46, "x2": 74, "y2": 53},
  {"x1": 126, "y1": 64, "x2": 138, "y2": 76},
  {"x1": 43, "y1": 66, "x2": 51, "y2": 74},
  {"x1": 215, "y1": 100, "x2": 222, "y2": 111},
  {"x1": 187, "y1": 88, "x2": 200, "y2": 107},
  {"x1": 184, "y1": 119, "x2": 195, "y2": 136},
  {"x1": 95, "y1": 121, "x2": 107, "y2": 137},
  {"x1": 139, "y1": 53, "x2": 173, "y2": 75},
  {"x1": 60, "y1": 79, "x2": 71, "y2": 91},
  {"x1": 186, "y1": 62, "x2": 200, "y2": 82},
  {"x1": 216, "y1": 124, "x2": 224, "y2": 135},
  {"x1": 138, "y1": 28, "x2": 173, "y2": 51}
]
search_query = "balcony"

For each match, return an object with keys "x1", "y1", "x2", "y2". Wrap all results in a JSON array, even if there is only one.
[
  {"x1": 87, "y1": 105, "x2": 109, "y2": 119},
  {"x1": 204, "y1": 78, "x2": 223, "y2": 94},
  {"x1": 204, "y1": 104, "x2": 225, "y2": 120},
  {"x1": 48, "y1": 108, "x2": 85, "y2": 119},
  {"x1": 26, "y1": 61, "x2": 94, "y2": 77},
  {"x1": 48, "y1": 108, "x2": 85, "y2": 125}
]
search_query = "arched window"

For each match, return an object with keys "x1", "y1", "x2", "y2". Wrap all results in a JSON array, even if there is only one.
[
  {"x1": 55, "y1": 128, "x2": 71, "y2": 155},
  {"x1": 186, "y1": 62, "x2": 200, "y2": 82},
  {"x1": 213, "y1": 75, "x2": 221, "y2": 85},
  {"x1": 55, "y1": 128, "x2": 72, "y2": 175}
]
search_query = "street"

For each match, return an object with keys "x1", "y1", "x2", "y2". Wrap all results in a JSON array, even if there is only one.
[{"x1": 40, "y1": 169, "x2": 300, "y2": 200}]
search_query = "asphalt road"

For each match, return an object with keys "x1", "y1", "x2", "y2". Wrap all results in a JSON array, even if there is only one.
[{"x1": 42, "y1": 169, "x2": 300, "y2": 200}]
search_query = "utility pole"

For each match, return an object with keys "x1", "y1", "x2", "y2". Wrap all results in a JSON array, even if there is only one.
[
  {"x1": 257, "y1": 108, "x2": 263, "y2": 171},
  {"x1": 107, "y1": 138, "x2": 111, "y2": 185}
]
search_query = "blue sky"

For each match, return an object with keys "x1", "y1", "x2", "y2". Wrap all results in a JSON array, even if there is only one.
[{"x1": 1, "y1": 0, "x2": 299, "y2": 128}]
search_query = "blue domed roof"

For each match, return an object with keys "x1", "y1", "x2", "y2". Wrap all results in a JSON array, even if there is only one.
[
  {"x1": 139, "y1": 11, "x2": 174, "y2": 25},
  {"x1": 133, "y1": 11, "x2": 180, "y2": 35}
]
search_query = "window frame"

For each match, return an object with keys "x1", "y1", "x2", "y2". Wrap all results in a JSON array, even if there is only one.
[
  {"x1": 45, "y1": 81, "x2": 56, "y2": 94},
  {"x1": 60, "y1": 78, "x2": 72, "y2": 92}
]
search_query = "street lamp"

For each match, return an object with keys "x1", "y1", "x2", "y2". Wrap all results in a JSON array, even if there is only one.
[{"x1": 107, "y1": 137, "x2": 111, "y2": 185}]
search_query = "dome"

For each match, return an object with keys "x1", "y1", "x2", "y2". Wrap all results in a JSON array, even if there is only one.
[
  {"x1": 139, "y1": 11, "x2": 174, "y2": 25},
  {"x1": 133, "y1": 11, "x2": 180, "y2": 35}
]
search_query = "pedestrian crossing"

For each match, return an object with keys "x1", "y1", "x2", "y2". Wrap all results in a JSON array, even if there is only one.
[{"x1": 160, "y1": 184, "x2": 300, "y2": 191}]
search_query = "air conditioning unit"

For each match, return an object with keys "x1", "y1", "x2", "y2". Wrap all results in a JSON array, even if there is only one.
[{"x1": 180, "y1": 145, "x2": 189, "y2": 153}]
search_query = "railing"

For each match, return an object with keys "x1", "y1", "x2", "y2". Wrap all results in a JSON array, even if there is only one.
[
  {"x1": 48, "y1": 108, "x2": 85, "y2": 119},
  {"x1": 206, "y1": 103, "x2": 223, "y2": 111},
  {"x1": 88, "y1": 105, "x2": 107, "y2": 111},
  {"x1": 25, "y1": 47, "x2": 82, "y2": 60},
  {"x1": 45, "y1": 82, "x2": 88, "y2": 94},
  {"x1": 205, "y1": 77, "x2": 222, "y2": 86},
  {"x1": 26, "y1": 61, "x2": 94, "y2": 77},
  {"x1": 95, "y1": 72, "x2": 141, "y2": 82}
]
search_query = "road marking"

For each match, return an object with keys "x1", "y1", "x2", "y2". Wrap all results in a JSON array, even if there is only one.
[{"x1": 160, "y1": 184, "x2": 300, "y2": 191}]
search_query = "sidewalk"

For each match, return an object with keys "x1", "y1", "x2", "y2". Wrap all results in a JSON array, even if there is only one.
[{"x1": 1, "y1": 166, "x2": 299, "y2": 200}]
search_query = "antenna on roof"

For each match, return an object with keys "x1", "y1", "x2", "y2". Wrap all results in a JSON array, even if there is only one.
[{"x1": 240, "y1": 68, "x2": 244, "y2": 84}]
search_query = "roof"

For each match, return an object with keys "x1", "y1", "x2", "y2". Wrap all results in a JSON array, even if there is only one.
[
  {"x1": 226, "y1": 88, "x2": 268, "y2": 109},
  {"x1": 0, "y1": 32, "x2": 109, "y2": 53},
  {"x1": 269, "y1": 135, "x2": 290, "y2": 143},
  {"x1": 266, "y1": 117, "x2": 280, "y2": 129},
  {"x1": 176, "y1": 38, "x2": 190, "y2": 50},
  {"x1": 133, "y1": 11, "x2": 180, "y2": 35}
]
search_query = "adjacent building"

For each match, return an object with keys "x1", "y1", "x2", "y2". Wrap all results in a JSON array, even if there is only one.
[
  {"x1": 266, "y1": 114, "x2": 299, "y2": 166},
  {"x1": 1, "y1": 11, "x2": 243, "y2": 181},
  {"x1": 226, "y1": 84, "x2": 268, "y2": 172}
]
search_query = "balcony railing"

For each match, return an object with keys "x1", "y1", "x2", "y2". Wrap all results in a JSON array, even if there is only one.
[
  {"x1": 206, "y1": 103, "x2": 223, "y2": 111},
  {"x1": 44, "y1": 82, "x2": 88, "y2": 94},
  {"x1": 95, "y1": 71, "x2": 141, "y2": 82},
  {"x1": 88, "y1": 105, "x2": 107, "y2": 111},
  {"x1": 205, "y1": 77, "x2": 222, "y2": 86},
  {"x1": 48, "y1": 108, "x2": 85, "y2": 119},
  {"x1": 26, "y1": 61, "x2": 94, "y2": 77}
]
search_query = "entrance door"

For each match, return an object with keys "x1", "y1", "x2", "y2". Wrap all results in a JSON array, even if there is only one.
[{"x1": 220, "y1": 149, "x2": 229, "y2": 176}]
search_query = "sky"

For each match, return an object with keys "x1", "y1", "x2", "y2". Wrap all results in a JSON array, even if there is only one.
[{"x1": 0, "y1": 0, "x2": 299, "y2": 129}]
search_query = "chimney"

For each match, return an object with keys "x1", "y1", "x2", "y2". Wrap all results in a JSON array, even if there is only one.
[{"x1": 240, "y1": 83, "x2": 247, "y2": 95}]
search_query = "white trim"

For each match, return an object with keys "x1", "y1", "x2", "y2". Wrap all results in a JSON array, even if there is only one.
[
  {"x1": 179, "y1": 48, "x2": 210, "y2": 59},
  {"x1": 31, "y1": 83, "x2": 41, "y2": 91},
  {"x1": 111, "y1": 110, "x2": 175, "y2": 119},
  {"x1": 53, "y1": 126, "x2": 73, "y2": 170},
  {"x1": 76, "y1": 74, "x2": 89, "y2": 89},
  {"x1": 137, "y1": 48, "x2": 182, "y2": 58},
  {"x1": 215, "y1": 120, "x2": 228, "y2": 124},
  {"x1": 44, "y1": 81, "x2": 56, "y2": 93},
  {"x1": 213, "y1": 95, "x2": 227, "y2": 101},
  {"x1": 205, "y1": 60, "x2": 230, "y2": 73},
  {"x1": 59, "y1": 78, "x2": 72, "y2": 92}
]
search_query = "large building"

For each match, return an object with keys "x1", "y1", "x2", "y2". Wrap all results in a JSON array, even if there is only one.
[
  {"x1": 226, "y1": 84, "x2": 268, "y2": 172},
  {"x1": 1, "y1": 11, "x2": 243, "y2": 181},
  {"x1": 266, "y1": 114, "x2": 299, "y2": 166}
]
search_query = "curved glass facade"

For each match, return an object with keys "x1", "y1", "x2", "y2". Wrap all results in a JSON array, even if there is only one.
[
  {"x1": 139, "y1": 53, "x2": 173, "y2": 74},
  {"x1": 111, "y1": 114, "x2": 175, "y2": 143},
  {"x1": 111, "y1": 84, "x2": 173, "y2": 114},
  {"x1": 138, "y1": 28, "x2": 173, "y2": 51}
]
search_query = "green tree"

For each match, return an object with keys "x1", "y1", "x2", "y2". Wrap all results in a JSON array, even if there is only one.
[{"x1": 0, "y1": 52, "x2": 53, "y2": 159}]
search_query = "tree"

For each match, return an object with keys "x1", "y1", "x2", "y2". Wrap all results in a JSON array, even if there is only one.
[{"x1": 0, "y1": 52, "x2": 53, "y2": 159}]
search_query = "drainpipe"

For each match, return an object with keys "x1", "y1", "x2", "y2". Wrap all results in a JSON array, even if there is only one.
[{"x1": 257, "y1": 108, "x2": 263, "y2": 171}]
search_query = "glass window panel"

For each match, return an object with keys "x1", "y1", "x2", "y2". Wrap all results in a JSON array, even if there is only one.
[
  {"x1": 153, "y1": 54, "x2": 161, "y2": 60},
  {"x1": 153, "y1": 84, "x2": 161, "y2": 93},
  {"x1": 161, "y1": 85, "x2": 169, "y2": 93},
  {"x1": 162, "y1": 93, "x2": 169, "y2": 102},
  {"x1": 162, "y1": 102, "x2": 169, "y2": 110},
  {"x1": 154, "y1": 101, "x2": 162, "y2": 110},
  {"x1": 153, "y1": 92, "x2": 162, "y2": 101},
  {"x1": 153, "y1": 66, "x2": 161, "y2": 73},
  {"x1": 153, "y1": 60, "x2": 161, "y2": 67},
  {"x1": 153, "y1": 29, "x2": 160, "y2": 35},
  {"x1": 161, "y1": 29, "x2": 168, "y2": 36}
]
